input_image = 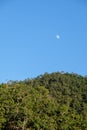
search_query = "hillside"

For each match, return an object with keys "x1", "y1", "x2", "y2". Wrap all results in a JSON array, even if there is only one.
[{"x1": 0, "y1": 72, "x2": 87, "y2": 130}]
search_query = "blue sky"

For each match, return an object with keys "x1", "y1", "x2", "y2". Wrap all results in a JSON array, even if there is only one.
[{"x1": 0, "y1": 0, "x2": 87, "y2": 83}]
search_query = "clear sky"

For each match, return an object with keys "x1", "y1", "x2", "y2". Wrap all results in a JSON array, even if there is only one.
[{"x1": 0, "y1": 0, "x2": 87, "y2": 83}]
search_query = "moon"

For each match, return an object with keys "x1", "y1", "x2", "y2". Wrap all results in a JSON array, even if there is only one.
[{"x1": 56, "y1": 35, "x2": 60, "y2": 39}]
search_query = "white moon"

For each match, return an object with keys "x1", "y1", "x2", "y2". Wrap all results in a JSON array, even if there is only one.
[{"x1": 56, "y1": 35, "x2": 60, "y2": 39}]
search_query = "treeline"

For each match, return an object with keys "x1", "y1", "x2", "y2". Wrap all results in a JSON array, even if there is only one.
[{"x1": 0, "y1": 72, "x2": 87, "y2": 130}]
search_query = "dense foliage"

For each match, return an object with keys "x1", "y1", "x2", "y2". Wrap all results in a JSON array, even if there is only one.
[{"x1": 0, "y1": 72, "x2": 87, "y2": 130}]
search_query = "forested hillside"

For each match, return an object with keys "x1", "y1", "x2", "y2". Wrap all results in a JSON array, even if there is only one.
[{"x1": 0, "y1": 72, "x2": 87, "y2": 130}]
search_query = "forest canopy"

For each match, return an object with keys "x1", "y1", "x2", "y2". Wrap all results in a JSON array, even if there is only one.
[{"x1": 0, "y1": 72, "x2": 87, "y2": 130}]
